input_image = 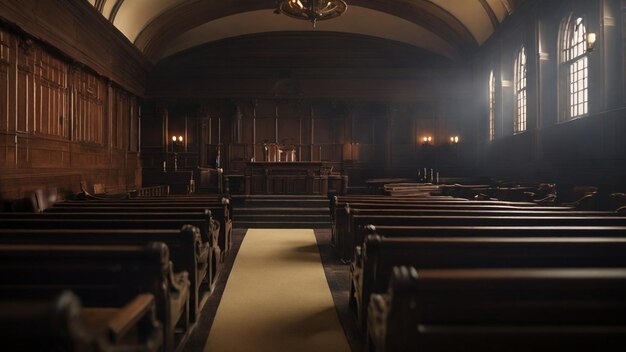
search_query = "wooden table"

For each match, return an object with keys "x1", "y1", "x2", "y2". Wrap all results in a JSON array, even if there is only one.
[{"x1": 243, "y1": 161, "x2": 329, "y2": 195}]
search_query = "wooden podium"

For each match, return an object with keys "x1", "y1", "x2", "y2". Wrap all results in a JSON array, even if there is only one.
[{"x1": 243, "y1": 161, "x2": 329, "y2": 195}]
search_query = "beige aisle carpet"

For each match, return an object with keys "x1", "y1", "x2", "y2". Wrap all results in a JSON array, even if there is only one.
[{"x1": 203, "y1": 228, "x2": 351, "y2": 352}]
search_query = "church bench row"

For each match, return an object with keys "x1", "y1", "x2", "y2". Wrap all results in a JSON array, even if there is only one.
[
  {"x1": 369, "y1": 267, "x2": 626, "y2": 352},
  {"x1": 330, "y1": 192, "x2": 582, "y2": 229},
  {"x1": 0, "y1": 226, "x2": 208, "y2": 324},
  {"x1": 0, "y1": 215, "x2": 217, "y2": 246},
  {"x1": 330, "y1": 194, "x2": 544, "y2": 223},
  {"x1": 353, "y1": 233, "x2": 626, "y2": 333},
  {"x1": 0, "y1": 291, "x2": 162, "y2": 352},
  {"x1": 0, "y1": 242, "x2": 188, "y2": 352},
  {"x1": 343, "y1": 214, "x2": 626, "y2": 261},
  {"x1": 47, "y1": 201, "x2": 233, "y2": 259},
  {"x1": 2, "y1": 194, "x2": 232, "y2": 351},
  {"x1": 331, "y1": 196, "x2": 553, "y2": 236},
  {"x1": 333, "y1": 203, "x2": 585, "y2": 260},
  {"x1": 128, "y1": 195, "x2": 234, "y2": 219},
  {"x1": 338, "y1": 208, "x2": 617, "y2": 256}
]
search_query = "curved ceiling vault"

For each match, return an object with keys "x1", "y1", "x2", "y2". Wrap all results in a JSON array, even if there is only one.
[{"x1": 89, "y1": 0, "x2": 521, "y2": 63}]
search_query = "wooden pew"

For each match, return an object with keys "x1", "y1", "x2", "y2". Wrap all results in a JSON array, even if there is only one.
[
  {"x1": 0, "y1": 242, "x2": 190, "y2": 352},
  {"x1": 330, "y1": 196, "x2": 544, "y2": 225},
  {"x1": 368, "y1": 266, "x2": 626, "y2": 352},
  {"x1": 0, "y1": 216, "x2": 221, "y2": 291},
  {"x1": 333, "y1": 205, "x2": 592, "y2": 260},
  {"x1": 46, "y1": 203, "x2": 232, "y2": 261},
  {"x1": 365, "y1": 225, "x2": 626, "y2": 239},
  {"x1": 353, "y1": 234, "x2": 626, "y2": 331},
  {"x1": 342, "y1": 213, "x2": 626, "y2": 261},
  {"x1": 331, "y1": 199, "x2": 573, "y2": 245},
  {"x1": 330, "y1": 194, "x2": 528, "y2": 224},
  {"x1": 0, "y1": 226, "x2": 207, "y2": 323},
  {"x1": 0, "y1": 291, "x2": 162, "y2": 352},
  {"x1": 0, "y1": 216, "x2": 216, "y2": 247},
  {"x1": 334, "y1": 207, "x2": 615, "y2": 258}
]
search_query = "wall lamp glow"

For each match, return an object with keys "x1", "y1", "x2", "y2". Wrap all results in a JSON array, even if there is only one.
[
  {"x1": 450, "y1": 136, "x2": 459, "y2": 144},
  {"x1": 586, "y1": 32, "x2": 596, "y2": 52},
  {"x1": 422, "y1": 136, "x2": 432, "y2": 143}
]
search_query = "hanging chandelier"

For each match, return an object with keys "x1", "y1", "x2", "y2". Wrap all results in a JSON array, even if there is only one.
[{"x1": 274, "y1": 0, "x2": 348, "y2": 27}]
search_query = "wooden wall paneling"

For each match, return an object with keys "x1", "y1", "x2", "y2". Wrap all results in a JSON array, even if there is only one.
[
  {"x1": 73, "y1": 68, "x2": 105, "y2": 145},
  {"x1": 0, "y1": 0, "x2": 150, "y2": 96},
  {"x1": 0, "y1": 24, "x2": 141, "y2": 199},
  {"x1": 129, "y1": 96, "x2": 139, "y2": 152},
  {"x1": 309, "y1": 106, "x2": 315, "y2": 161},
  {"x1": 242, "y1": 116, "x2": 254, "y2": 146},
  {"x1": 16, "y1": 41, "x2": 32, "y2": 134},
  {"x1": 33, "y1": 50, "x2": 68, "y2": 139},
  {"x1": 0, "y1": 28, "x2": 12, "y2": 169},
  {"x1": 0, "y1": 28, "x2": 9, "y2": 131},
  {"x1": 277, "y1": 115, "x2": 300, "y2": 149},
  {"x1": 139, "y1": 104, "x2": 163, "y2": 149},
  {"x1": 255, "y1": 117, "x2": 276, "y2": 159}
]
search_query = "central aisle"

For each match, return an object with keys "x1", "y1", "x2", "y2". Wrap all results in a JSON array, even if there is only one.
[{"x1": 203, "y1": 229, "x2": 351, "y2": 352}]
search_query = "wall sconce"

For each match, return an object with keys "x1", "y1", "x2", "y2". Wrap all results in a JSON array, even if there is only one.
[
  {"x1": 586, "y1": 32, "x2": 596, "y2": 52},
  {"x1": 171, "y1": 135, "x2": 184, "y2": 152},
  {"x1": 450, "y1": 136, "x2": 459, "y2": 144},
  {"x1": 422, "y1": 136, "x2": 432, "y2": 145}
]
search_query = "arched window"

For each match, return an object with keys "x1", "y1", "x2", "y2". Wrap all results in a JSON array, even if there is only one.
[
  {"x1": 560, "y1": 15, "x2": 589, "y2": 120},
  {"x1": 513, "y1": 46, "x2": 527, "y2": 133},
  {"x1": 488, "y1": 70, "x2": 495, "y2": 141}
]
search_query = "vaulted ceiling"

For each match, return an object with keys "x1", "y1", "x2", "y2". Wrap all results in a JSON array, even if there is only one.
[{"x1": 88, "y1": 0, "x2": 525, "y2": 63}]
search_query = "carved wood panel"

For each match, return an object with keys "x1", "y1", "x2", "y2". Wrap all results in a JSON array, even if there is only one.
[{"x1": 0, "y1": 24, "x2": 141, "y2": 199}]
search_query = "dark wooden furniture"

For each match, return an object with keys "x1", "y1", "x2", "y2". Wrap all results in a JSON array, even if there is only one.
[
  {"x1": 46, "y1": 201, "x2": 232, "y2": 260},
  {"x1": 0, "y1": 225, "x2": 208, "y2": 323},
  {"x1": 334, "y1": 207, "x2": 616, "y2": 259},
  {"x1": 0, "y1": 291, "x2": 162, "y2": 352},
  {"x1": 0, "y1": 242, "x2": 190, "y2": 352},
  {"x1": 354, "y1": 235, "x2": 626, "y2": 332},
  {"x1": 243, "y1": 161, "x2": 330, "y2": 195},
  {"x1": 142, "y1": 169, "x2": 195, "y2": 195},
  {"x1": 368, "y1": 267, "x2": 626, "y2": 352},
  {"x1": 345, "y1": 214, "x2": 626, "y2": 261}
]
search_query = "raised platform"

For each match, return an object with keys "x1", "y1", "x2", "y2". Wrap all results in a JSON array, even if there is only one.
[{"x1": 232, "y1": 195, "x2": 331, "y2": 229}]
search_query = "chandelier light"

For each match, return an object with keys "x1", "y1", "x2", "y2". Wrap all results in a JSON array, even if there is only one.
[{"x1": 274, "y1": 0, "x2": 348, "y2": 27}]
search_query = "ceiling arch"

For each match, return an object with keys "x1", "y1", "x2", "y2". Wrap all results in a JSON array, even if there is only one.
[
  {"x1": 157, "y1": 7, "x2": 459, "y2": 61},
  {"x1": 87, "y1": 0, "x2": 523, "y2": 63}
]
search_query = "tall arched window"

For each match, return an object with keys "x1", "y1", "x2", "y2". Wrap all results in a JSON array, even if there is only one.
[
  {"x1": 513, "y1": 46, "x2": 527, "y2": 133},
  {"x1": 488, "y1": 70, "x2": 495, "y2": 141},
  {"x1": 560, "y1": 15, "x2": 589, "y2": 121}
]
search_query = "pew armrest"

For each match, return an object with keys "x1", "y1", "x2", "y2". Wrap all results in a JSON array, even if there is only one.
[
  {"x1": 107, "y1": 293, "x2": 161, "y2": 345},
  {"x1": 533, "y1": 193, "x2": 556, "y2": 204},
  {"x1": 169, "y1": 265, "x2": 190, "y2": 293},
  {"x1": 561, "y1": 193, "x2": 596, "y2": 209}
]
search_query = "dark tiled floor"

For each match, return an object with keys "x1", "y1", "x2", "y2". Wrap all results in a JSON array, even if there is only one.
[
  {"x1": 183, "y1": 228, "x2": 364, "y2": 352},
  {"x1": 314, "y1": 228, "x2": 365, "y2": 352}
]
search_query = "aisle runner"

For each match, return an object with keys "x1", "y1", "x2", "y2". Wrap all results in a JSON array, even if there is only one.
[{"x1": 204, "y1": 229, "x2": 351, "y2": 352}]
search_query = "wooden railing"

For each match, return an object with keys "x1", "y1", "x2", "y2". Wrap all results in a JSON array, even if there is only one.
[{"x1": 136, "y1": 185, "x2": 170, "y2": 197}]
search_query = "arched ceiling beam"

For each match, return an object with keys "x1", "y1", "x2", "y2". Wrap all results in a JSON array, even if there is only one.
[
  {"x1": 478, "y1": 0, "x2": 500, "y2": 30},
  {"x1": 108, "y1": 0, "x2": 124, "y2": 23},
  {"x1": 134, "y1": 0, "x2": 479, "y2": 63},
  {"x1": 157, "y1": 8, "x2": 459, "y2": 61},
  {"x1": 95, "y1": 0, "x2": 106, "y2": 13}
]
